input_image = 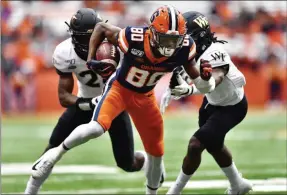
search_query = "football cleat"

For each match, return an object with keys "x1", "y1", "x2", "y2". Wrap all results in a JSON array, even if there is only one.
[
  {"x1": 225, "y1": 178, "x2": 253, "y2": 195},
  {"x1": 31, "y1": 148, "x2": 62, "y2": 179}
]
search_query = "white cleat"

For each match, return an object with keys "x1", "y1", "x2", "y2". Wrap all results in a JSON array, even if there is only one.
[
  {"x1": 31, "y1": 148, "x2": 62, "y2": 179},
  {"x1": 225, "y1": 178, "x2": 253, "y2": 195}
]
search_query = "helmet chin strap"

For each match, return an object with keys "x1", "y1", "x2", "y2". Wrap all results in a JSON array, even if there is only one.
[{"x1": 73, "y1": 44, "x2": 88, "y2": 61}]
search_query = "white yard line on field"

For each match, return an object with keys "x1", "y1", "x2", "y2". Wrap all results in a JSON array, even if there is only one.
[
  {"x1": 2, "y1": 163, "x2": 286, "y2": 177},
  {"x1": 1, "y1": 163, "x2": 118, "y2": 175},
  {"x1": 163, "y1": 178, "x2": 287, "y2": 192},
  {"x1": 5, "y1": 178, "x2": 287, "y2": 194}
]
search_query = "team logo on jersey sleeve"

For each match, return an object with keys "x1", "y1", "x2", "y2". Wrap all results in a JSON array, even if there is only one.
[{"x1": 210, "y1": 51, "x2": 226, "y2": 62}]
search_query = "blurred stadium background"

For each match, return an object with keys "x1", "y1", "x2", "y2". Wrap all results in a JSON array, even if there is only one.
[{"x1": 1, "y1": 1, "x2": 286, "y2": 194}]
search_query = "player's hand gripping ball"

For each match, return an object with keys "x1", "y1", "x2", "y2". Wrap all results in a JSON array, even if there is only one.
[{"x1": 87, "y1": 41, "x2": 120, "y2": 81}]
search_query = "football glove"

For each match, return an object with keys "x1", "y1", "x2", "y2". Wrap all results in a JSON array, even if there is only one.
[
  {"x1": 160, "y1": 87, "x2": 172, "y2": 115},
  {"x1": 170, "y1": 80, "x2": 193, "y2": 99},
  {"x1": 87, "y1": 60, "x2": 116, "y2": 82},
  {"x1": 169, "y1": 73, "x2": 193, "y2": 99},
  {"x1": 75, "y1": 97, "x2": 95, "y2": 111}
]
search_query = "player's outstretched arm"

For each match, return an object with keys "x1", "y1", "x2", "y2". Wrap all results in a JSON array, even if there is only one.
[
  {"x1": 168, "y1": 65, "x2": 228, "y2": 100},
  {"x1": 183, "y1": 59, "x2": 216, "y2": 94},
  {"x1": 187, "y1": 66, "x2": 227, "y2": 95},
  {"x1": 87, "y1": 22, "x2": 121, "y2": 61}
]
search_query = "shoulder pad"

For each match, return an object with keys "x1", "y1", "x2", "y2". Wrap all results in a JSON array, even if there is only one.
[
  {"x1": 52, "y1": 40, "x2": 74, "y2": 73},
  {"x1": 118, "y1": 26, "x2": 145, "y2": 53},
  {"x1": 182, "y1": 35, "x2": 196, "y2": 61}
]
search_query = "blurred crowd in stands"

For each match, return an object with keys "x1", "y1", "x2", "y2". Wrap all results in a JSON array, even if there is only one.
[{"x1": 1, "y1": 1, "x2": 286, "y2": 112}]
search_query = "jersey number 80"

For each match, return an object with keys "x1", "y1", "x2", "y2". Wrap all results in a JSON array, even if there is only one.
[
  {"x1": 126, "y1": 66, "x2": 165, "y2": 87},
  {"x1": 126, "y1": 27, "x2": 165, "y2": 88}
]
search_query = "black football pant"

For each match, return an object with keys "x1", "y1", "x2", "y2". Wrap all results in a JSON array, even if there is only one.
[
  {"x1": 193, "y1": 96, "x2": 248, "y2": 152},
  {"x1": 47, "y1": 105, "x2": 135, "y2": 171}
]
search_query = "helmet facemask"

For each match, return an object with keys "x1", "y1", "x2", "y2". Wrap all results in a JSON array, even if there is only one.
[{"x1": 150, "y1": 26, "x2": 185, "y2": 57}]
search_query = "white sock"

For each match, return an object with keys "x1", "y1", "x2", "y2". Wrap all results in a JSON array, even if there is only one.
[
  {"x1": 160, "y1": 160, "x2": 166, "y2": 185},
  {"x1": 139, "y1": 151, "x2": 166, "y2": 185},
  {"x1": 167, "y1": 169, "x2": 191, "y2": 194},
  {"x1": 145, "y1": 153, "x2": 163, "y2": 194},
  {"x1": 221, "y1": 162, "x2": 242, "y2": 188},
  {"x1": 24, "y1": 169, "x2": 52, "y2": 194},
  {"x1": 63, "y1": 121, "x2": 104, "y2": 150}
]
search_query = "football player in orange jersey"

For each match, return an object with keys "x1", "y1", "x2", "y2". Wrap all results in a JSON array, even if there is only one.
[{"x1": 31, "y1": 5, "x2": 216, "y2": 194}]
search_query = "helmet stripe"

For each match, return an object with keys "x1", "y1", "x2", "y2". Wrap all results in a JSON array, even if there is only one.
[
  {"x1": 167, "y1": 5, "x2": 176, "y2": 31},
  {"x1": 175, "y1": 10, "x2": 178, "y2": 31},
  {"x1": 167, "y1": 6, "x2": 172, "y2": 30}
]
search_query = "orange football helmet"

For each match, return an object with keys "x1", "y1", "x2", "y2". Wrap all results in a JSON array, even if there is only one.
[{"x1": 149, "y1": 5, "x2": 187, "y2": 57}]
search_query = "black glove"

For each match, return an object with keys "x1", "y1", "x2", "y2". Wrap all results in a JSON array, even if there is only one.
[
  {"x1": 87, "y1": 60, "x2": 116, "y2": 82},
  {"x1": 75, "y1": 97, "x2": 95, "y2": 111}
]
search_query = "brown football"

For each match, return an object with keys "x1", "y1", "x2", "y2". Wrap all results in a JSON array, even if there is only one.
[{"x1": 95, "y1": 41, "x2": 120, "y2": 68}]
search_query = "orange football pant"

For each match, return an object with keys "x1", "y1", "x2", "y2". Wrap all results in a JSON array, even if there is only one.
[{"x1": 93, "y1": 80, "x2": 164, "y2": 157}]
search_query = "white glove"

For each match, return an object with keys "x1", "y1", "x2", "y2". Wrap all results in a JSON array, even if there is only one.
[
  {"x1": 170, "y1": 80, "x2": 193, "y2": 100},
  {"x1": 91, "y1": 96, "x2": 101, "y2": 106},
  {"x1": 160, "y1": 88, "x2": 172, "y2": 115}
]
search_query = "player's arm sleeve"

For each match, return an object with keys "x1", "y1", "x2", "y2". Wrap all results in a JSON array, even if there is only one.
[
  {"x1": 52, "y1": 46, "x2": 73, "y2": 76},
  {"x1": 117, "y1": 27, "x2": 130, "y2": 54}
]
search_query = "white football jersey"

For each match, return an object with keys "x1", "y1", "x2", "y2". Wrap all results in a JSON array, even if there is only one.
[
  {"x1": 52, "y1": 38, "x2": 104, "y2": 98},
  {"x1": 195, "y1": 43, "x2": 246, "y2": 106}
]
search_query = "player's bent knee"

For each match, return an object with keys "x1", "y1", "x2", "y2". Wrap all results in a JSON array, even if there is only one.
[
  {"x1": 117, "y1": 163, "x2": 135, "y2": 172},
  {"x1": 206, "y1": 141, "x2": 224, "y2": 154},
  {"x1": 187, "y1": 136, "x2": 205, "y2": 153},
  {"x1": 114, "y1": 155, "x2": 135, "y2": 172}
]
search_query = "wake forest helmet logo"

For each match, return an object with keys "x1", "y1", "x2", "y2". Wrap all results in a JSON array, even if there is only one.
[{"x1": 193, "y1": 16, "x2": 209, "y2": 28}]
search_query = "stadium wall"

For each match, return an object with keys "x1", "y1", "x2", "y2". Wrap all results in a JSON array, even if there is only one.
[{"x1": 35, "y1": 68, "x2": 287, "y2": 112}]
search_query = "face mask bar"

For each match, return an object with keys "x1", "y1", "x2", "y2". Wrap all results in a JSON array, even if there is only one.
[
  {"x1": 156, "y1": 33, "x2": 185, "y2": 49},
  {"x1": 65, "y1": 21, "x2": 93, "y2": 50}
]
